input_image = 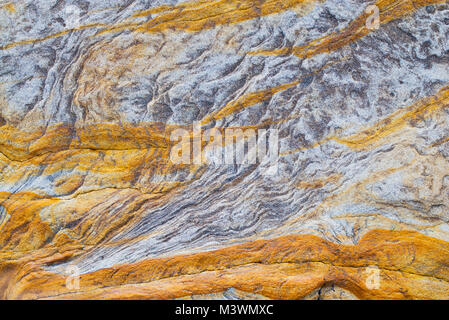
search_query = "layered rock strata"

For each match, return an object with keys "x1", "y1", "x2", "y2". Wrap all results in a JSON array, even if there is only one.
[{"x1": 0, "y1": 0, "x2": 449, "y2": 299}]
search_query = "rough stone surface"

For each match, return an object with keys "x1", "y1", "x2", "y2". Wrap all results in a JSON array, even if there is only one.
[{"x1": 0, "y1": 0, "x2": 449, "y2": 299}]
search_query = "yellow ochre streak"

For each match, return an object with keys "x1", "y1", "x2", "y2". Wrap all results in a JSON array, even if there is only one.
[
  {"x1": 5, "y1": 229, "x2": 449, "y2": 299},
  {"x1": 1, "y1": 0, "x2": 317, "y2": 50}
]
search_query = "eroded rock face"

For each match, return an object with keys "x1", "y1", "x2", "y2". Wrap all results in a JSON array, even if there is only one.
[{"x1": 0, "y1": 0, "x2": 449, "y2": 300}]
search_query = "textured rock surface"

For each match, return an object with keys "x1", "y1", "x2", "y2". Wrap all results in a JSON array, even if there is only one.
[{"x1": 1, "y1": 0, "x2": 449, "y2": 299}]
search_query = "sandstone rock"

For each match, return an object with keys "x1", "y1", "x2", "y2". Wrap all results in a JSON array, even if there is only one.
[{"x1": 0, "y1": 0, "x2": 449, "y2": 300}]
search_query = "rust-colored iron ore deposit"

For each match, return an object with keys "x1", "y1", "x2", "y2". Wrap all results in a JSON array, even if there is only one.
[{"x1": 1, "y1": 0, "x2": 449, "y2": 300}]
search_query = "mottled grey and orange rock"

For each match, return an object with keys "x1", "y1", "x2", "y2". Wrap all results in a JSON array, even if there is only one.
[{"x1": 0, "y1": 0, "x2": 449, "y2": 299}]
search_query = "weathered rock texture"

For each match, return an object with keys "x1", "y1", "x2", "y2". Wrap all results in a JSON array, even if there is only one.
[{"x1": 1, "y1": 0, "x2": 449, "y2": 299}]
